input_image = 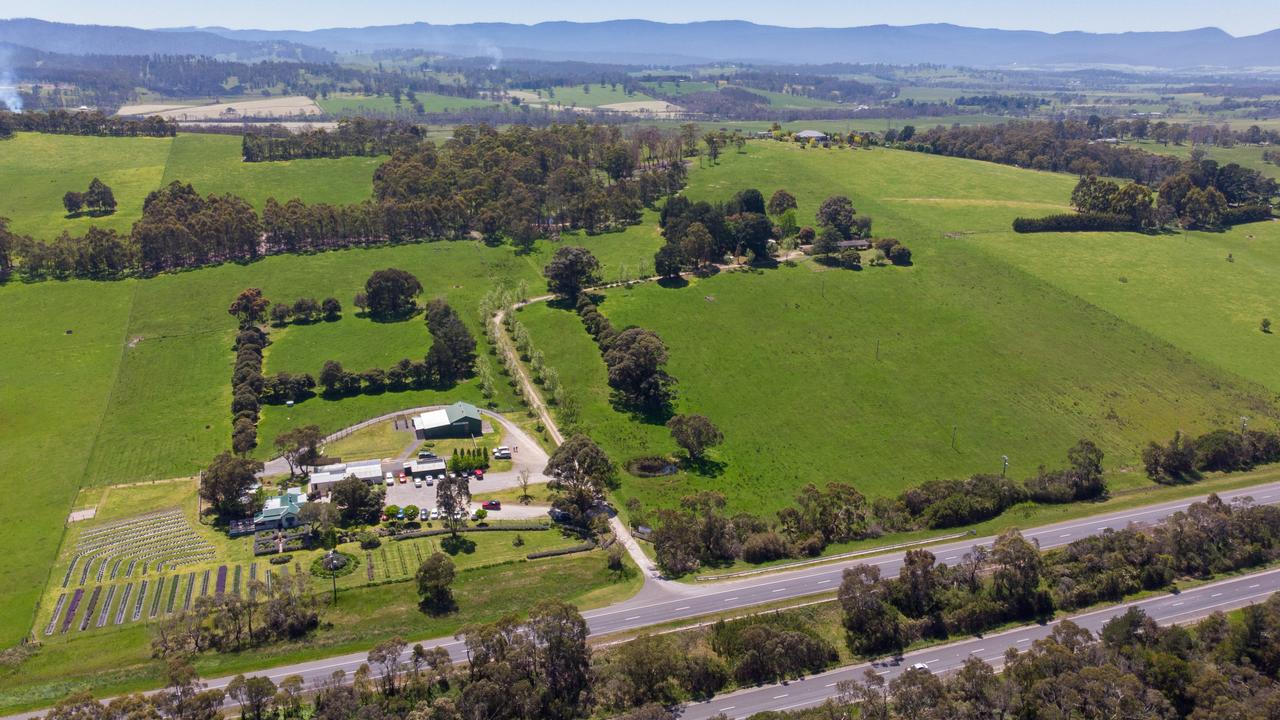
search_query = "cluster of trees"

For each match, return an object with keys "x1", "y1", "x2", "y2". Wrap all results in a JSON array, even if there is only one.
[
  {"x1": 879, "y1": 439, "x2": 1106, "y2": 530},
  {"x1": 150, "y1": 574, "x2": 319, "y2": 657},
  {"x1": 242, "y1": 119, "x2": 428, "y2": 162},
  {"x1": 314, "y1": 296, "x2": 475, "y2": 399},
  {"x1": 56, "y1": 584, "x2": 1280, "y2": 720},
  {"x1": 827, "y1": 593, "x2": 1280, "y2": 720},
  {"x1": 647, "y1": 483, "x2": 873, "y2": 575},
  {"x1": 953, "y1": 94, "x2": 1050, "y2": 113},
  {"x1": 656, "y1": 188, "x2": 781, "y2": 270},
  {"x1": 8, "y1": 123, "x2": 690, "y2": 281},
  {"x1": 198, "y1": 450, "x2": 265, "y2": 517},
  {"x1": 372, "y1": 123, "x2": 683, "y2": 243},
  {"x1": 227, "y1": 290, "x2": 273, "y2": 453},
  {"x1": 645, "y1": 441, "x2": 1105, "y2": 576},
  {"x1": 901, "y1": 119, "x2": 1186, "y2": 183},
  {"x1": 0, "y1": 109, "x2": 177, "y2": 137},
  {"x1": 839, "y1": 493, "x2": 1280, "y2": 663},
  {"x1": 1017, "y1": 156, "x2": 1275, "y2": 233},
  {"x1": 1143, "y1": 427, "x2": 1280, "y2": 483},
  {"x1": 271, "y1": 296, "x2": 342, "y2": 326},
  {"x1": 62, "y1": 178, "x2": 116, "y2": 217},
  {"x1": 543, "y1": 434, "x2": 616, "y2": 527},
  {"x1": 593, "y1": 610, "x2": 835, "y2": 714},
  {"x1": 572, "y1": 290, "x2": 677, "y2": 416}
]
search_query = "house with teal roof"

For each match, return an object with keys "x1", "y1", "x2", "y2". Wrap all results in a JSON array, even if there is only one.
[{"x1": 254, "y1": 488, "x2": 308, "y2": 531}]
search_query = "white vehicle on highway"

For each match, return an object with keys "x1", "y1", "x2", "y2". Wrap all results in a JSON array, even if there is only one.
[{"x1": 911, "y1": 662, "x2": 929, "y2": 671}]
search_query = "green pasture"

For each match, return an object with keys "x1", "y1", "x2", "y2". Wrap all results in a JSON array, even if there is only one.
[
  {"x1": 317, "y1": 92, "x2": 500, "y2": 115},
  {"x1": 0, "y1": 132, "x2": 381, "y2": 242},
  {"x1": 0, "y1": 133, "x2": 172, "y2": 238},
  {"x1": 522, "y1": 142, "x2": 1279, "y2": 517},
  {"x1": 159, "y1": 133, "x2": 382, "y2": 208}
]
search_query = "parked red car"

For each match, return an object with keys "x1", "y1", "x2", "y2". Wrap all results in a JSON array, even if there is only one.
[
  {"x1": 474, "y1": 468, "x2": 485, "y2": 478},
  {"x1": 482, "y1": 500, "x2": 501, "y2": 510}
]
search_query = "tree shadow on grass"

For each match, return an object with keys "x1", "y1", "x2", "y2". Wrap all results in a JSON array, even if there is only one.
[
  {"x1": 682, "y1": 456, "x2": 728, "y2": 478},
  {"x1": 657, "y1": 276, "x2": 689, "y2": 289},
  {"x1": 441, "y1": 534, "x2": 477, "y2": 555}
]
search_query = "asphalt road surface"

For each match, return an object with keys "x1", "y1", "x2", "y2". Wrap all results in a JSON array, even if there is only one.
[
  {"x1": 679, "y1": 566, "x2": 1280, "y2": 719},
  {"x1": 9, "y1": 480, "x2": 1280, "y2": 719}
]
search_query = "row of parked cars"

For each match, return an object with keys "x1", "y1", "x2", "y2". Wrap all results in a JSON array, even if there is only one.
[{"x1": 385, "y1": 499, "x2": 502, "y2": 523}]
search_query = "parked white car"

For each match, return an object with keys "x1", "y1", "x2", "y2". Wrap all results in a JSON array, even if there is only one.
[
  {"x1": 413, "y1": 478, "x2": 423, "y2": 489},
  {"x1": 384, "y1": 473, "x2": 395, "y2": 487},
  {"x1": 429, "y1": 508, "x2": 440, "y2": 520}
]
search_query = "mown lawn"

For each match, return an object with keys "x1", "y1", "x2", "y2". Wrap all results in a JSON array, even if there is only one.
[{"x1": 522, "y1": 142, "x2": 1280, "y2": 518}]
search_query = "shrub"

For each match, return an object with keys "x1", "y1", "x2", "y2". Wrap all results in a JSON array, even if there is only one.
[
  {"x1": 527, "y1": 542, "x2": 596, "y2": 559},
  {"x1": 310, "y1": 551, "x2": 359, "y2": 578},
  {"x1": 357, "y1": 531, "x2": 381, "y2": 549},
  {"x1": 269, "y1": 554, "x2": 293, "y2": 565},
  {"x1": 741, "y1": 531, "x2": 792, "y2": 564},
  {"x1": 1222, "y1": 205, "x2": 1273, "y2": 226}
]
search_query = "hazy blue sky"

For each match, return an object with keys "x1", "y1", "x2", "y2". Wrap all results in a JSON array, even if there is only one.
[{"x1": 3, "y1": 0, "x2": 1277, "y2": 35}]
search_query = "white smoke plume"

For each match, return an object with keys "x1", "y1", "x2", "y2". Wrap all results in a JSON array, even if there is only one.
[{"x1": 0, "y1": 46, "x2": 22, "y2": 113}]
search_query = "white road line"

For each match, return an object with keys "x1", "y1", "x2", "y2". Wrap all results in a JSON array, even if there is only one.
[
  {"x1": 725, "y1": 597, "x2": 739, "y2": 602},
  {"x1": 1017, "y1": 638, "x2": 1030, "y2": 643},
  {"x1": 773, "y1": 694, "x2": 789, "y2": 699},
  {"x1": 825, "y1": 682, "x2": 838, "y2": 687},
  {"x1": 1212, "y1": 593, "x2": 1223, "y2": 598},
  {"x1": 971, "y1": 648, "x2": 985, "y2": 653},
  {"x1": 772, "y1": 588, "x2": 786, "y2": 593},
  {"x1": 1058, "y1": 533, "x2": 1072, "y2": 538},
  {"x1": 719, "y1": 707, "x2": 735, "y2": 712},
  {"x1": 625, "y1": 616, "x2": 640, "y2": 621},
  {"x1": 1251, "y1": 584, "x2": 1262, "y2": 589},
  {"x1": 1172, "y1": 602, "x2": 1184, "y2": 607},
  {"x1": 817, "y1": 579, "x2": 830, "y2": 584},
  {"x1": 675, "y1": 606, "x2": 690, "y2": 611}
]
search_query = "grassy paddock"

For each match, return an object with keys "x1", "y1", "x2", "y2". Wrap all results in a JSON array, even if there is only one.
[{"x1": 523, "y1": 142, "x2": 1279, "y2": 519}]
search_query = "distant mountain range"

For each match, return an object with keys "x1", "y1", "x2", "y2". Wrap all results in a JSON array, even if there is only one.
[
  {"x1": 2, "y1": 17, "x2": 1278, "y2": 68},
  {"x1": 0, "y1": 18, "x2": 331, "y2": 62}
]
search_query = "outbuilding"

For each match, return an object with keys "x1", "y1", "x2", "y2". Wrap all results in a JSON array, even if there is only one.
[
  {"x1": 404, "y1": 457, "x2": 447, "y2": 479},
  {"x1": 412, "y1": 401, "x2": 483, "y2": 439},
  {"x1": 795, "y1": 129, "x2": 829, "y2": 142}
]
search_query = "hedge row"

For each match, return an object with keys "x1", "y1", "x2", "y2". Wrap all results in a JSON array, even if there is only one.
[
  {"x1": 1222, "y1": 205, "x2": 1274, "y2": 226},
  {"x1": 527, "y1": 542, "x2": 597, "y2": 559},
  {"x1": 1012, "y1": 213, "x2": 1137, "y2": 233},
  {"x1": 392, "y1": 523, "x2": 551, "y2": 541}
]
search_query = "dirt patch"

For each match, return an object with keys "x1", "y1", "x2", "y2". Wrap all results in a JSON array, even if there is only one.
[
  {"x1": 126, "y1": 335, "x2": 143, "y2": 348},
  {"x1": 599, "y1": 100, "x2": 683, "y2": 113},
  {"x1": 117, "y1": 96, "x2": 323, "y2": 120}
]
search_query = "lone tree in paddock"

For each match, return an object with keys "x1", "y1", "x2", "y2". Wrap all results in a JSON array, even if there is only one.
[
  {"x1": 543, "y1": 246, "x2": 602, "y2": 299},
  {"x1": 666, "y1": 414, "x2": 724, "y2": 462},
  {"x1": 363, "y1": 268, "x2": 422, "y2": 320}
]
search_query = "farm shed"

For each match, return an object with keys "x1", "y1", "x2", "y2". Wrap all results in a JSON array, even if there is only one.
[{"x1": 413, "y1": 401, "x2": 483, "y2": 439}]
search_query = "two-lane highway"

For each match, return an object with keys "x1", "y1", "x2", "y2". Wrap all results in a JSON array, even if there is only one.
[
  {"x1": 678, "y1": 565, "x2": 1280, "y2": 719},
  {"x1": 8, "y1": 479, "x2": 1280, "y2": 719}
]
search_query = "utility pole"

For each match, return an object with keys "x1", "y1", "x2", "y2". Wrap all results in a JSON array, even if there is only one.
[
  {"x1": 1242, "y1": 416, "x2": 1249, "y2": 435},
  {"x1": 1001, "y1": 455, "x2": 1009, "y2": 477}
]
